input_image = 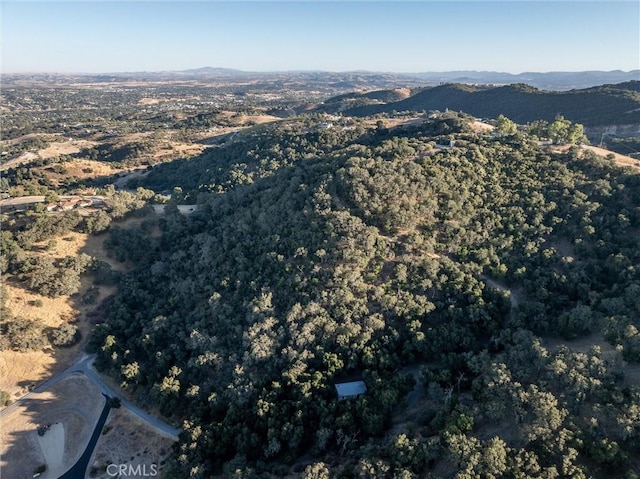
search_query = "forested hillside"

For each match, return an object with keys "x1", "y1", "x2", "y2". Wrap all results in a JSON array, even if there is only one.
[
  {"x1": 89, "y1": 114, "x2": 640, "y2": 478},
  {"x1": 320, "y1": 82, "x2": 640, "y2": 127}
]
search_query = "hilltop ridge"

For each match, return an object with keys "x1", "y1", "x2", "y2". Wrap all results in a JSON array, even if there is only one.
[{"x1": 318, "y1": 81, "x2": 640, "y2": 127}]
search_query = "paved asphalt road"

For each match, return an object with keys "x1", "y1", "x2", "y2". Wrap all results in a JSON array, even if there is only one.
[
  {"x1": 0, "y1": 354, "x2": 180, "y2": 440},
  {"x1": 58, "y1": 394, "x2": 112, "y2": 479}
]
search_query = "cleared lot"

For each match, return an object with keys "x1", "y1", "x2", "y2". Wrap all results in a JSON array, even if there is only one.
[{"x1": 0, "y1": 375, "x2": 104, "y2": 479}]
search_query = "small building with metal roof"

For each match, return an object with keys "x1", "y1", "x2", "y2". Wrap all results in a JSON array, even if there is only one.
[{"x1": 335, "y1": 380, "x2": 367, "y2": 400}]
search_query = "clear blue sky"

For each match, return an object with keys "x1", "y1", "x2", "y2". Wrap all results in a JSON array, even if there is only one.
[{"x1": 2, "y1": 1, "x2": 639, "y2": 74}]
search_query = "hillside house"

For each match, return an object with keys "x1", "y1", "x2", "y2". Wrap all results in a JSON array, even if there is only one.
[
  {"x1": 60, "y1": 200, "x2": 78, "y2": 210},
  {"x1": 46, "y1": 197, "x2": 93, "y2": 212}
]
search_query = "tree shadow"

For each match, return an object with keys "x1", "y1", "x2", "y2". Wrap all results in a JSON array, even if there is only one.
[
  {"x1": 1, "y1": 274, "x2": 90, "y2": 385},
  {"x1": 1, "y1": 393, "x2": 60, "y2": 479},
  {"x1": 1, "y1": 374, "x2": 107, "y2": 479}
]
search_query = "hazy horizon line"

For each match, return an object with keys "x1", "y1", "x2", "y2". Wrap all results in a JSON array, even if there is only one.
[{"x1": 3, "y1": 67, "x2": 639, "y2": 76}]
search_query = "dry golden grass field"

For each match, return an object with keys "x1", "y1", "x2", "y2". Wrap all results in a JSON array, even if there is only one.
[
  {"x1": 1, "y1": 209, "x2": 178, "y2": 478},
  {"x1": 37, "y1": 139, "x2": 98, "y2": 160},
  {"x1": 553, "y1": 143, "x2": 640, "y2": 171},
  {"x1": 582, "y1": 144, "x2": 640, "y2": 170},
  {"x1": 0, "y1": 375, "x2": 105, "y2": 479},
  {"x1": 0, "y1": 217, "x2": 144, "y2": 402}
]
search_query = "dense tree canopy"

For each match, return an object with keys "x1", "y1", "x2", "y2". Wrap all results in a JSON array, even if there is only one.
[{"x1": 87, "y1": 114, "x2": 640, "y2": 478}]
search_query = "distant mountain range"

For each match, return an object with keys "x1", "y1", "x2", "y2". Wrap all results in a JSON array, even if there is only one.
[
  {"x1": 402, "y1": 70, "x2": 640, "y2": 91},
  {"x1": 317, "y1": 81, "x2": 640, "y2": 127},
  {"x1": 3, "y1": 68, "x2": 638, "y2": 92},
  {"x1": 4, "y1": 68, "x2": 639, "y2": 129},
  {"x1": 133, "y1": 67, "x2": 640, "y2": 91}
]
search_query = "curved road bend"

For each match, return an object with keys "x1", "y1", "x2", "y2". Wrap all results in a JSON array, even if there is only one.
[
  {"x1": 0, "y1": 355, "x2": 90, "y2": 420},
  {"x1": 79, "y1": 357, "x2": 180, "y2": 440},
  {"x1": 0, "y1": 354, "x2": 180, "y2": 440},
  {"x1": 58, "y1": 393, "x2": 111, "y2": 479}
]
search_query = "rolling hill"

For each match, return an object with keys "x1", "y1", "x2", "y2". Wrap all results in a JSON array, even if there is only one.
[
  {"x1": 321, "y1": 81, "x2": 640, "y2": 127},
  {"x1": 90, "y1": 115, "x2": 640, "y2": 477}
]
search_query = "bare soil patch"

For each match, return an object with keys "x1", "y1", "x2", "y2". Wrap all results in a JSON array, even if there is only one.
[
  {"x1": 471, "y1": 120, "x2": 494, "y2": 133},
  {"x1": 0, "y1": 349, "x2": 62, "y2": 402},
  {"x1": 38, "y1": 139, "x2": 98, "y2": 160},
  {"x1": 0, "y1": 195, "x2": 46, "y2": 207},
  {"x1": 138, "y1": 98, "x2": 162, "y2": 105},
  {"x1": 388, "y1": 364, "x2": 424, "y2": 435},
  {"x1": 113, "y1": 168, "x2": 150, "y2": 189},
  {"x1": 89, "y1": 408, "x2": 175, "y2": 479},
  {"x1": 392, "y1": 87, "x2": 413, "y2": 100},
  {"x1": 151, "y1": 141, "x2": 207, "y2": 161},
  {"x1": 45, "y1": 158, "x2": 117, "y2": 184},
  {"x1": 0, "y1": 375, "x2": 105, "y2": 479},
  {"x1": 37, "y1": 422, "x2": 65, "y2": 476},
  {"x1": 217, "y1": 110, "x2": 280, "y2": 126},
  {"x1": 242, "y1": 113, "x2": 281, "y2": 124},
  {"x1": 356, "y1": 117, "x2": 420, "y2": 131}
]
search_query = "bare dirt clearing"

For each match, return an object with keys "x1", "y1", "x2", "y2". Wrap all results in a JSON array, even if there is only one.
[
  {"x1": 44, "y1": 158, "x2": 118, "y2": 184},
  {"x1": 37, "y1": 422, "x2": 65, "y2": 476},
  {"x1": 89, "y1": 408, "x2": 175, "y2": 479},
  {"x1": 471, "y1": 120, "x2": 494, "y2": 133},
  {"x1": 217, "y1": 110, "x2": 281, "y2": 125},
  {"x1": 387, "y1": 364, "x2": 425, "y2": 438},
  {"x1": 37, "y1": 139, "x2": 98, "y2": 160},
  {"x1": 0, "y1": 375, "x2": 104, "y2": 479},
  {"x1": 365, "y1": 116, "x2": 494, "y2": 133},
  {"x1": 0, "y1": 139, "x2": 99, "y2": 171},
  {"x1": 392, "y1": 87, "x2": 413, "y2": 100},
  {"x1": 152, "y1": 141, "x2": 207, "y2": 160}
]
